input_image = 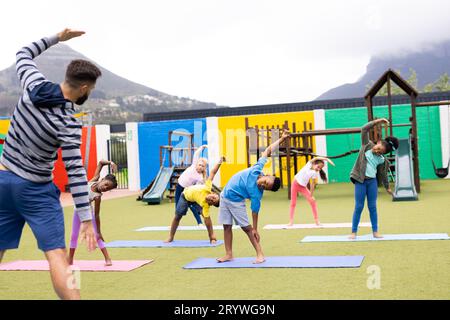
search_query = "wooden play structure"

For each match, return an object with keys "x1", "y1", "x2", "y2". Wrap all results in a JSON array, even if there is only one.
[
  {"x1": 245, "y1": 69, "x2": 450, "y2": 200},
  {"x1": 160, "y1": 131, "x2": 197, "y2": 202},
  {"x1": 366, "y1": 69, "x2": 450, "y2": 192},
  {"x1": 139, "y1": 130, "x2": 220, "y2": 204},
  {"x1": 245, "y1": 118, "x2": 386, "y2": 199}
]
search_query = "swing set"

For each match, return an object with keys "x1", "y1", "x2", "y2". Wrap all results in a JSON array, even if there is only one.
[{"x1": 426, "y1": 105, "x2": 450, "y2": 178}]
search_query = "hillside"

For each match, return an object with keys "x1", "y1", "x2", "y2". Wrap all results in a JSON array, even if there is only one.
[
  {"x1": 316, "y1": 40, "x2": 450, "y2": 100},
  {"x1": 0, "y1": 44, "x2": 224, "y2": 123}
]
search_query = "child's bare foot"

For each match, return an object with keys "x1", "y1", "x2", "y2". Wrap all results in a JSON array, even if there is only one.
[
  {"x1": 105, "y1": 259, "x2": 112, "y2": 266},
  {"x1": 348, "y1": 233, "x2": 357, "y2": 240},
  {"x1": 373, "y1": 232, "x2": 383, "y2": 238},
  {"x1": 253, "y1": 255, "x2": 265, "y2": 264},
  {"x1": 315, "y1": 220, "x2": 323, "y2": 227},
  {"x1": 164, "y1": 237, "x2": 174, "y2": 243},
  {"x1": 216, "y1": 255, "x2": 233, "y2": 263},
  {"x1": 287, "y1": 221, "x2": 294, "y2": 227},
  {"x1": 68, "y1": 258, "x2": 74, "y2": 265}
]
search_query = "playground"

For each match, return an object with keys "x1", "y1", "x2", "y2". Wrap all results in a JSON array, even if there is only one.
[
  {"x1": 0, "y1": 180, "x2": 449, "y2": 300},
  {"x1": 1, "y1": 67, "x2": 450, "y2": 300}
]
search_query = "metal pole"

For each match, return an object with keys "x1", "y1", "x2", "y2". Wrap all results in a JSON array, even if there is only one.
[
  {"x1": 284, "y1": 121, "x2": 291, "y2": 199},
  {"x1": 387, "y1": 75, "x2": 393, "y2": 136},
  {"x1": 411, "y1": 95, "x2": 421, "y2": 193},
  {"x1": 245, "y1": 118, "x2": 251, "y2": 168}
]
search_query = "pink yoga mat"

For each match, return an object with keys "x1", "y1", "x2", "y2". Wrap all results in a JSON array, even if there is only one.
[{"x1": 0, "y1": 260, "x2": 153, "y2": 272}]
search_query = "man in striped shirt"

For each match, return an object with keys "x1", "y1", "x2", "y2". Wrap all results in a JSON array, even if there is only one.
[{"x1": 0, "y1": 29, "x2": 99, "y2": 300}]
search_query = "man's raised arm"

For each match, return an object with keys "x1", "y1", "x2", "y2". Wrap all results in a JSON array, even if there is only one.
[{"x1": 16, "y1": 29, "x2": 85, "y2": 92}]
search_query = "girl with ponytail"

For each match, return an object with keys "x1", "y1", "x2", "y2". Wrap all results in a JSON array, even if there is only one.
[{"x1": 288, "y1": 157, "x2": 335, "y2": 227}]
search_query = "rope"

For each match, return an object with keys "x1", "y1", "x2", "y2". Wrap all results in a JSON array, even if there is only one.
[
  {"x1": 291, "y1": 149, "x2": 360, "y2": 159},
  {"x1": 427, "y1": 106, "x2": 436, "y2": 169},
  {"x1": 427, "y1": 106, "x2": 450, "y2": 174}
]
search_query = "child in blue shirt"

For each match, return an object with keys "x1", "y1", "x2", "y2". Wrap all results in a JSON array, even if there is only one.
[{"x1": 217, "y1": 130, "x2": 290, "y2": 264}]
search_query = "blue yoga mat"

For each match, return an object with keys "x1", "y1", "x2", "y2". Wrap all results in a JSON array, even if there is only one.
[
  {"x1": 301, "y1": 233, "x2": 450, "y2": 243},
  {"x1": 183, "y1": 256, "x2": 365, "y2": 269},
  {"x1": 106, "y1": 240, "x2": 223, "y2": 248}
]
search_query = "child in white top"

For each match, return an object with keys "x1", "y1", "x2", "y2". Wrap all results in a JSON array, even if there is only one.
[{"x1": 288, "y1": 157, "x2": 335, "y2": 226}]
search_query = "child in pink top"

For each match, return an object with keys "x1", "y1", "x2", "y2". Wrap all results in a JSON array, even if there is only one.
[{"x1": 288, "y1": 157, "x2": 335, "y2": 226}]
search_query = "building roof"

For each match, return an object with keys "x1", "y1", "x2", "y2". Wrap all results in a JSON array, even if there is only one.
[
  {"x1": 364, "y1": 69, "x2": 419, "y2": 99},
  {"x1": 143, "y1": 90, "x2": 450, "y2": 122}
]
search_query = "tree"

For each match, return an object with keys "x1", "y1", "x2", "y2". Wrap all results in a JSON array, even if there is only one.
[
  {"x1": 423, "y1": 83, "x2": 434, "y2": 93},
  {"x1": 434, "y1": 73, "x2": 450, "y2": 92}
]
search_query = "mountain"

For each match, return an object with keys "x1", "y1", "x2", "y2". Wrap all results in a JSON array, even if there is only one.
[
  {"x1": 0, "y1": 44, "x2": 225, "y2": 123},
  {"x1": 316, "y1": 40, "x2": 450, "y2": 100}
]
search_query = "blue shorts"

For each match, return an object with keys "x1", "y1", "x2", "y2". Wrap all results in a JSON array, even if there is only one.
[
  {"x1": 175, "y1": 194, "x2": 202, "y2": 218},
  {"x1": 0, "y1": 170, "x2": 65, "y2": 252}
]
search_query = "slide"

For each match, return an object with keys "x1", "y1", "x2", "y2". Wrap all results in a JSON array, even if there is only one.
[
  {"x1": 142, "y1": 166, "x2": 174, "y2": 204},
  {"x1": 392, "y1": 137, "x2": 418, "y2": 201}
]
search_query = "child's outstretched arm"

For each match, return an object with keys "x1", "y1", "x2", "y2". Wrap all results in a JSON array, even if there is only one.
[
  {"x1": 261, "y1": 130, "x2": 290, "y2": 158},
  {"x1": 207, "y1": 156, "x2": 226, "y2": 181},
  {"x1": 361, "y1": 118, "x2": 389, "y2": 145},
  {"x1": 192, "y1": 145, "x2": 208, "y2": 165},
  {"x1": 90, "y1": 160, "x2": 117, "y2": 182},
  {"x1": 309, "y1": 156, "x2": 336, "y2": 167}
]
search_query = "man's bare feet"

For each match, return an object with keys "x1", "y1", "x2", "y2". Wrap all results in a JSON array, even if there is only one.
[
  {"x1": 348, "y1": 233, "x2": 357, "y2": 240},
  {"x1": 216, "y1": 255, "x2": 233, "y2": 263},
  {"x1": 373, "y1": 232, "x2": 383, "y2": 238},
  {"x1": 253, "y1": 255, "x2": 265, "y2": 264},
  {"x1": 164, "y1": 237, "x2": 174, "y2": 243},
  {"x1": 105, "y1": 259, "x2": 112, "y2": 266}
]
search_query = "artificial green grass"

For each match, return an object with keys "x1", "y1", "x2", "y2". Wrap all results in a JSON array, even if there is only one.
[{"x1": 1, "y1": 180, "x2": 449, "y2": 299}]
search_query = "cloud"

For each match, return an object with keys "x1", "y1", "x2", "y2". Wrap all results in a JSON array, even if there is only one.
[{"x1": 1, "y1": 0, "x2": 449, "y2": 106}]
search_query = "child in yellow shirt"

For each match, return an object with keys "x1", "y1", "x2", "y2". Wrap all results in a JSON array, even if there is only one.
[{"x1": 165, "y1": 157, "x2": 225, "y2": 244}]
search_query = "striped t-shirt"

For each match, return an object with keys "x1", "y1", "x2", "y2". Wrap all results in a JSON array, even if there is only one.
[{"x1": 0, "y1": 34, "x2": 91, "y2": 221}]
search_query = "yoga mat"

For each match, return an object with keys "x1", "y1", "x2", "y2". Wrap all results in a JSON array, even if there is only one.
[
  {"x1": 264, "y1": 222, "x2": 371, "y2": 230},
  {"x1": 184, "y1": 256, "x2": 365, "y2": 269},
  {"x1": 0, "y1": 260, "x2": 153, "y2": 272},
  {"x1": 136, "y1": 225, "x2": 240, "y2": 232},
  {"x1": 106, "y1": 240, "x2": 223, "y2": 248},
  {"x1": 301, "y1": 233, "x2": 450, "y2": 243}
]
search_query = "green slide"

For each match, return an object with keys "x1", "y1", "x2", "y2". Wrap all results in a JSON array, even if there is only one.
[
  {"x1": 393, "y1": 137, "x2": 418, "y2": 201},
  {"x1": 142, "y1": 167, "x2": 174, "y2": 204}
]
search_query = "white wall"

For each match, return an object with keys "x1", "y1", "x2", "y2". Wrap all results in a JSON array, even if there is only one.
[
  {"x1": 439, "y1": 105, "x2": 450, "y2": 179},
  {"x1": 95, "y1": 124, "x2": 111, "y2": 178},
  {"x1": 313, "y1": 109, "x2": 328, "y2": 183},
  {"x1": 126, "y1": 122, "x2": 141, "y2": 190},
  {"x1": 206, "y1": 117, "x2": 221, "y2": 186}
]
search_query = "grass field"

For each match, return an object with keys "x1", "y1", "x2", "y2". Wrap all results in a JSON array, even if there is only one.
[{"x1": 1, "y1": 180, "x2": 449, "y2": 300}]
